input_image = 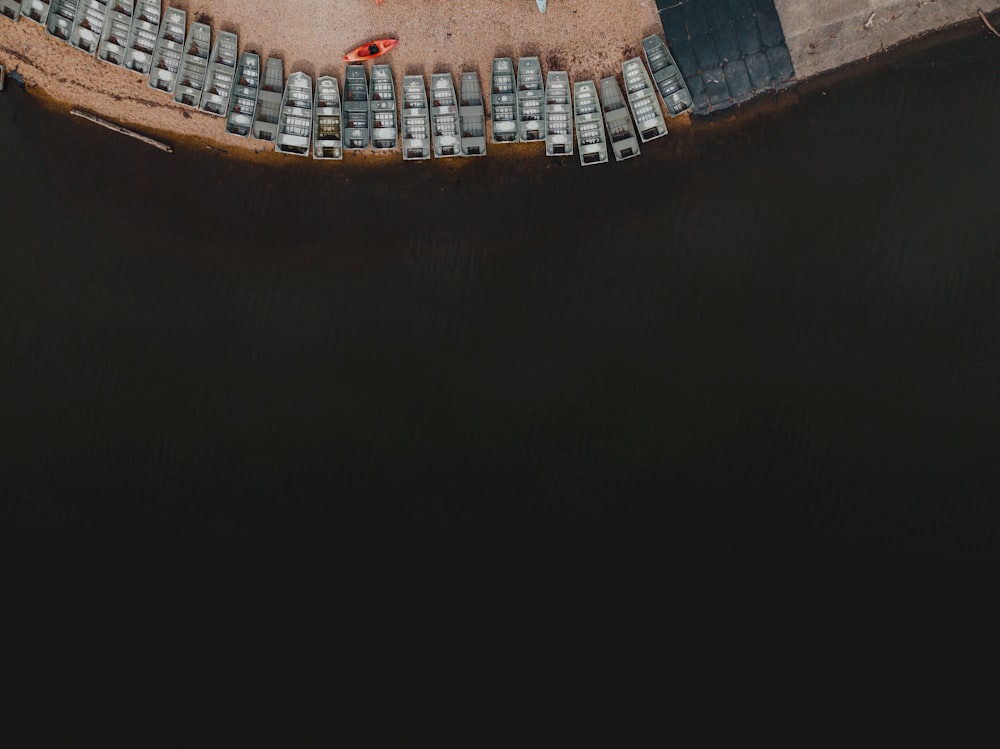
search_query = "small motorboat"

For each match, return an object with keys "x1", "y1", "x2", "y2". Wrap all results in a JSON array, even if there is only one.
[{"x1": 343, "y1": 38, "x2": 397, "y2": 62}]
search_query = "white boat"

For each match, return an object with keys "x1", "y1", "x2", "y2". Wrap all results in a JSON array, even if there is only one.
[
  {"x1": 313, "y1": 75, "x2": 342, "y2": 160},
  {"x1": 544, "y1": 70, "x2": 573, "y2": 157},
  {"x1": 343, "y1": 64, "x2": 369, "y2": 150},
  {"x1": 147, "y1": 6, "x2": 184, "y2": 93},
  {"x1": 516, "y1": 56, "x2": 544, "y2": 142},
  {"x1": 401, "y1": 74, "x2": 430, "y2": 161},
  {"x1": 122, "y1": 0, "x2": 159, "y2": 75},
  {"x1": 20, "y1": 1, "x2": 49, "y2": 24},
  {"x1": 96, "y1": 0, "x2": 134, "y2": 67},
  {"x1": 622, "y1": 57, "x2": 667, "y2": 143},
  {"x1": 430, "y1": 72, "x2": 460, "y2": 158},
  {"x1": 573, "y1": 80, "x2": 608, "y2": 166},
  {"x1": 599, "y1": 76, "x2": 640, "y2": 161},
  {"x1": 2, "y1": 1, "x2": 24, "y2": 22},
  {"x1": 69, "y1": 0, "x2": 108, "y2": 55},
  {"x1": 370, "y1": 64, "x2": 397, "y2": 150},
  {"x1": 490, "y1": 57, "x2": 518, "y2": 144},
  {"x1": 45, "y1": 0, "x2": 78, "y2": 41},
  {"x1": 173, "y1": 21, "x2": 211, "y2": 107},
  {"x1": 536, "y1": 0, "x2": 546, "y2": 12},
  {"x1": 225, "y1": 51, "x2": 260, "y2": 137},
  {"x1": 275, "y1": 71, "x2": 312, "y2": 156},
  {"x1": 252, "y1": 57, "x2": 283, "y2": 142},
  {"x1": 459, "y1": 72, "x2": 486, "y2": 157},
  {"x1": 199, "y1": 30, "x2": 238, "y2": 116}
]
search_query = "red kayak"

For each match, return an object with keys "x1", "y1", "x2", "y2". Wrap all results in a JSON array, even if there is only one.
[{"x1": 343, "y1": 38, "x2": 398, "y2": 62}]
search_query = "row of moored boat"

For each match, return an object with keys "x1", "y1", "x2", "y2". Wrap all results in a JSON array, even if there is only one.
[{"x1": 4, "y1": 2, "x2": 694, "y2": 165}]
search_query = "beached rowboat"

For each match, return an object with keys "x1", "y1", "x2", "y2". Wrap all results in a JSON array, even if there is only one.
[
  {"x1": 343, "y1": 64, "x2": 369, "y2": 150},
  {"x1": 252, "y1": 57, "x2": 283, "y2": 142},
  {"x1": 370, "y1": 64, "x2": 398, "y2": 150},
  {"x1": 46, "y1": 0, "x2": 78, "y2": 41},
  {"x1": 96, "y1": 0, "x2": 133, "y2": 67},
  {"x1": 430, "y1": 73, "x2": 460, "y2": 158},
  {"x1": 599, "y1": 76, "x2": 640, "y2": 161},
  {"x1": 642, "y1": 33, "x2": 693, "y2": 117},
  {"x1": 20, "y1": 1, "x2": 49, "y2": 25},
  {"x1": 69, "y1": 0, "x2": 108, "y2": 55},
  {"x1": 2, "y1": 1, "x2": 23, "y2": 22},
  {"x1": 313, "y1": 75, "x2": 342, "y2": 160},
  {"x1": 401, "y1": 75, "x2": 430, "y2": 161},
  {"x1": 200, "y1": 30, "x2": 238, "y2": 116},
  {"x1": 173, "y1": 21, "x2": 211, "y2": 107},
  {"x1": 459, "y1": 72, "x2": 487, "y2": 157},
  {"x1": 122, "y1": 0, "x2": 160, "y2": 75},
  {"x1": 573, "y1": 80, "x2": 608, "y2": 166},
  {"x1": 544, "y1": 70, "x2": 573, "y2": 157},
  {"x1": 622, "y1": 57, "x2": 667, "y2": 143},
  {"x1": 490, "y1": 57, "x2": 518, "y2": 144},
  {"x1": 516, "y1": 56, "x2": 544, "y2": 142},
  {"x1": 147, "y1": 6, "x2": 184, "y2": 93},
  {"x1": 343, "y1": 38, "x2": 397, "y2": 62},
  {"x1": 226, "y1": 51, "x2": 260, "y2": 137},
  {"x1": 275, "y1": 71, "x2": 312, "y2": 156}
]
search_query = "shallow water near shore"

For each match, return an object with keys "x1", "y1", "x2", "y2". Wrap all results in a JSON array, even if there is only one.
[{"x1": 2, "y1": 27, "x2": 1000, "y2": 562}]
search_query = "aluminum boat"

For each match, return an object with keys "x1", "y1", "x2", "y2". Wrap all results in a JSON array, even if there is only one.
[
  {"x1": 313, "y1": 75, "x2": 342, "y2": 159},
  {"x1": 147, "y1": 6, "x2": 184, "y2": 93},
  {"x1": 622, "y1": 57, "x2": 667, "y2": 142},
  {"x1": 122, "y1": 0, "x2": 159, "y2": 75},
  {"x1": 459, "y1": 71, "x2": 486, "y2": 156},
  {"x1": 20, "y1": 1, "x2": 50, "y2": 25},
  {"x1": 490, "y1": 57, "x2": 518, "y2": 144},
  {"x1": 252, "y1": 57, "x2": 283, "y2": 141},
  {"x1": 225, "y1": 51, "x2": 260, "y2": 137},
  {"x1": 200, "y1": 30, "x2": 238, "y2": 116},
  {"x1": 343, "y1": 64, "x2": 369, "y2": 150},
  {"x1": 430, "y1": 72, "x2": 460, "y2": 158},
  {"x1": 173, "y1": 21, "x2": 211, "y2": 107},
  {"x1": 370, "y1": 64, "x2": 398, "y2": 150},
  {"x1": 96, "y1": 0, "x2": 134, "y2": 66},
  {"x1": 544, "y1": 70, "x2": 573, "y2": 157},
  {"x1": 275, "y1": 71, "x2": 312, "y2": 156},
  {"x1": 516, "y1": 56, "x2": 544, "y2": 142},
  {"x1": 401, "y1": 74, "x2": 430, "y2": 161},
  {"x1": 642, "y1": 33, "x2": 693, "y2": 117},
  {"x1": 573, "y1": 80, "x2": 608, "y2": 166},
  {"x1": 69, "y1": 0, "x2": 108, "y2": 54},
  {"x1": 599, "y1": 75, "x2": 640, "y2": 161}
]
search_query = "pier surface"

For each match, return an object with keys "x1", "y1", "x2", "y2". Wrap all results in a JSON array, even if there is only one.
[{"x1": 776, "y1": 0, "x2": 1000, "y2": 80}]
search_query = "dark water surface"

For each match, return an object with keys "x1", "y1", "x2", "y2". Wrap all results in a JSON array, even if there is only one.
[{"x1": 3, "y1": 29, "x2": 1000, "y2": 562}]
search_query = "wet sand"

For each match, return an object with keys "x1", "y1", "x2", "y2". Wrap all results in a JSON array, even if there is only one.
[{"x1": 0, "y1": 1, "x2": 666, "y2": 161}]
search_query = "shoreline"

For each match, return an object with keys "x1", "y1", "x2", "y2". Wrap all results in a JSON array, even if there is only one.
[
  {"x1": 2, "y1": 2, "x2": 998, "y2": 165},
  {"x1": 0, "y1": 0, "x2": 665, "y2": 164}
]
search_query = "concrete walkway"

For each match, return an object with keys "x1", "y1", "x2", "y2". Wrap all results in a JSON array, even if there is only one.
[{"x1": 775, "y1": 0, "x2": 1000, "y2": 80}]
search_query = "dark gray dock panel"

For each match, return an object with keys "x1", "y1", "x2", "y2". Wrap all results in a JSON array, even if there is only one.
[{"x1": 653, "y1": 0, "x2": 796, "y2": 115}]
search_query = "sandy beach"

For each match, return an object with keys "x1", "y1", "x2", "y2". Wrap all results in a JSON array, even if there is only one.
[{"x1": 0, "y1": 1, "x2": 665, "y2": 160}]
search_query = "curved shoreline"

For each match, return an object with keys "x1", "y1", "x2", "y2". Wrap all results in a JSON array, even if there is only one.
[
  {"x1": 0, "y1": 0, "x2": 666, "y2": 163},
  {"x1": 3, "y1": 2, "x2": 998, "y2": 166}
]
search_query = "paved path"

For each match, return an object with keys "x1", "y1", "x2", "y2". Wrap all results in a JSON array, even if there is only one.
[{"x1": 775, "y1": 0, "x2": 1000, "y2": 79}]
